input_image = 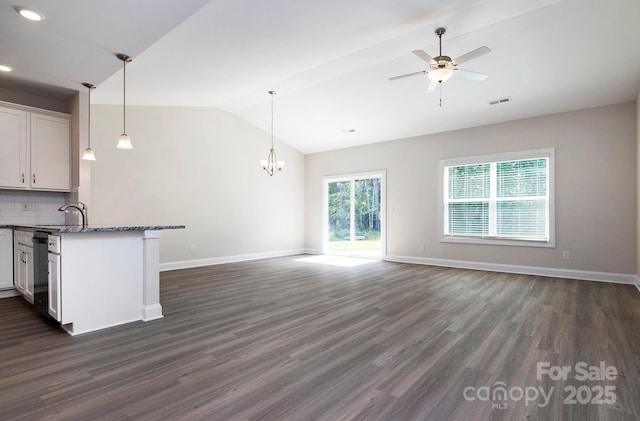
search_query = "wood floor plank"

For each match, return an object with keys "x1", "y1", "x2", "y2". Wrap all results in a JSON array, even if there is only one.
[{"x1": 1, "y1": 255, "x2": 639, "y2": 420}]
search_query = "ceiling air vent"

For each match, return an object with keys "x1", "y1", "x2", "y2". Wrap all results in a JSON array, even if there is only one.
[{"x1": 489, "y1": 97, "x2": 512, "y2": 105}]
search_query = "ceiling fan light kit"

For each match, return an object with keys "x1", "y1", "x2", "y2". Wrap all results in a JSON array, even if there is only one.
[
  {"x1": 389, "y1": 27, "x2": 491, "y2": 106},
  {"x1": 428, "y1": 68, "x2": 454, "y2": 83}
]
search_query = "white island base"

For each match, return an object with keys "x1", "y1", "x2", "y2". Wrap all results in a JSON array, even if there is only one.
[{"x1": 59, "y1": 230, "x2": 165, "y2": 336}]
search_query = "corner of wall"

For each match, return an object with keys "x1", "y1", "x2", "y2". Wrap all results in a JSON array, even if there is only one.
[{"x1": 636, "y1": 88, "x2": 640, "y2": 278}]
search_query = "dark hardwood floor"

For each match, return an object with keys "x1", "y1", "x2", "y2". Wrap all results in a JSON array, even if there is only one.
[{"x1": 1, "y1": 255, "x2": 639, "y2": 420}]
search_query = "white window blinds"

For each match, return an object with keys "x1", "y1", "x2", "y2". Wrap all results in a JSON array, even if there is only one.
[
  {"x1": 442, "y1": 149, "x2": 553, "y2": 245},
  {"x1": 446, "y1": 163, "x2": 490, "y2": 236}
]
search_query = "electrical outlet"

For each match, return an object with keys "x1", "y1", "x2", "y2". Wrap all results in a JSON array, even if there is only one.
[
  {"x1": 30, "y1": 203, "x2": 39, "y2": 211},
  {"x1": 419, "y1": 243, "x2": 425, "y2": 250},
  {"x1": 22, "y1": 202, "x2": 29, "y2": 211},
  {"x1": 189, "y1": 244, "x2": 196, "y2": 253},
  {"x1": 562, "y1": 251, "x2": 570, "y2": 260}
]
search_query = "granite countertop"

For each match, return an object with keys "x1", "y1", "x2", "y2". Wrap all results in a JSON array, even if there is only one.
[{"x1": 3, "y1": 224, "x2": 185, "y2": 233}]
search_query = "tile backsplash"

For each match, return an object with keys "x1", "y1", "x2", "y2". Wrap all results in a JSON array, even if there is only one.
[{"x1": 0, "y1": 190, "x2": 66, "y2": 225}]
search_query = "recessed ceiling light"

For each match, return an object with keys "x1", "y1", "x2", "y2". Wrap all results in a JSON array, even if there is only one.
[
  {"x1": 0, "y1": 65, "x2": 12, "y2": 72},
  {"x1": 15, "y1": 7, "x2": 45, "y2": 21}
]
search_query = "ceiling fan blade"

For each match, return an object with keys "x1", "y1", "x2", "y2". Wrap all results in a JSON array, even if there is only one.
[
  {"x1": 455, "y1": 68, "x2": 488, "y2": 81},
  {"x1": 426, "y1": 79, "x2": 438, "y2": 93},
  {"x1": 412, "y1": 50, "x2": 436, "y2": 65},
  {"x1": 388, "y1": 70, "x2": 426, "y2": 81},
  {"x1": 454, "y1": 46, "x2": 491, "y2": 65}
]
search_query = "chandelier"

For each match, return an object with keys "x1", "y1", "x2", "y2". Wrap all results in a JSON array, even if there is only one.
[{"x1": 260, "y1": 90, "x2": 284, "y2": 175}]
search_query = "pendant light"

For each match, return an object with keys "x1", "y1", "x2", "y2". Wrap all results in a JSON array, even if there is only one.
[
  {"x1": 116, "y1": 53, "x2": 133, "y2": 149},
  {"x1": 81, "y1": 83, "x2": 96, "y2": 161},
  {"x1": 260, "y1": 91, "x2": 284, "y2": 176}
]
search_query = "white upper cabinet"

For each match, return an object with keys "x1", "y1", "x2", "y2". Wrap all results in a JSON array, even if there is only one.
[
  {"x1": 30, "y1": 113, "x2": 71, "y2": 191},
  {"x1": 0, "y1": 103, "x2": 71, "y2": 192},
  {"x1": 0, "y1": 106, "x2": 28, "y2": 188}
]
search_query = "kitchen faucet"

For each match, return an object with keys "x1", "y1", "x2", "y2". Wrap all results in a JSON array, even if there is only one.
[{"x1": 58, "y1": 202, "x2": 88, "y2": 226}]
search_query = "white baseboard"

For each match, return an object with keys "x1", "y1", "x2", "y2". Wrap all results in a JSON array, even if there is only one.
[
  {"x1": 0, "y1": 288, "x2": 19, "y2": 299},
  {"x1": 385, "y1": 255, "x2": 636, "y2": 285},
  {"x1": 160, "y1": 250, "x2": 638, "y2": 287},
  {"x1": 160, "y1": 248, "x2": 306, "y2": 272},
  {"x1": 141, "y1": 304, "x2": 164, "y2": 321}
]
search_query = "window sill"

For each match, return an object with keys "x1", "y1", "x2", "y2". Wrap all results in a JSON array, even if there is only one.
[{"x1": 441, "y1": 235, "x2": 555, "y2": 248}]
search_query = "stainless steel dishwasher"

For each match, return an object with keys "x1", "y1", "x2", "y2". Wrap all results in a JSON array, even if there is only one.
[{"x1": 32, "y1": 231, "x2": 49, "y2": 316}]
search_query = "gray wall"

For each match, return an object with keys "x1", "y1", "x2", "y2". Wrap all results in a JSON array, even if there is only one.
[
  {"x1": 306, "y1": 102, "x2": 637, "y2": 276},
  {"x1": 3, "y1": 84, "x2": 637, "y2": 278},
  {"x1": 89, "y1": 105, "x2": 306, "y2": 265}
]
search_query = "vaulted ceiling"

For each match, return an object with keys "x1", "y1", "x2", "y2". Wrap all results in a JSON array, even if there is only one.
[{"x1": 2, "y1": 0, "x2": 640, "y2": 153}]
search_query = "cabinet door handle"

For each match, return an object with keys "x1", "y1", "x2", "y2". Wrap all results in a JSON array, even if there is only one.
[
  {"x1": 21, "y1": 173, "x2": 25, "y2": 183},
  {"x1": 32, "y1": 174, "x2": 36, "y2": 184}
]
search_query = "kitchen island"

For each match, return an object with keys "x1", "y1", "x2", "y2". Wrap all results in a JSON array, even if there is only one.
[{"x1": 8, "y1": 224, "x2": 184, "y2": 335}]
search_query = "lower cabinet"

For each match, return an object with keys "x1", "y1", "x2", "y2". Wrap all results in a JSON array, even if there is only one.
[
  {"x1": 12, "y1": 230, "x2": 62, "y2": 320},
  {"x1": 0, "y1": 229, "x2": 12, "y2": 290},
  {"x1": 13, "y1": 234, "x2": 23, "y2": 294},
  {"x1": 14, "y1": 231, "x2": 34, "y2": 303},
  {"x1": 47, "y1": 242, "x2": 61, "y2": 321}
]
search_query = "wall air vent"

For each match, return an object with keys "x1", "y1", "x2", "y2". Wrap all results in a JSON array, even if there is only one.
[{"x1": 489, "y1": 97, "x2": 512, "y2": 105}]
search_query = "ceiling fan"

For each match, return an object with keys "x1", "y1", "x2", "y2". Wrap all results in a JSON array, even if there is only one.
[{"x1": 389, "y1": 28, "x2": 491, "y2": 96}]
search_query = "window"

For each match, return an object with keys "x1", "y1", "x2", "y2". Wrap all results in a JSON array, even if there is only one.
[{"x1": 441, "y1": 148, "x2": 554, "y2": 247}]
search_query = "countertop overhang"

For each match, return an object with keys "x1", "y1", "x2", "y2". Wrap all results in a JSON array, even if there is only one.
[{"x1": 2, "y1": 224, "x2": 185, "y2": 233}]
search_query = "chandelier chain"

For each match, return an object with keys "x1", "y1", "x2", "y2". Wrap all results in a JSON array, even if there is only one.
[{"x1": 270, "y1": 90, "x2": 274, "y2": 149}]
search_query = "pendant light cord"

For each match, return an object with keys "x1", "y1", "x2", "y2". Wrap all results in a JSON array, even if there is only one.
[
  {"x1": 122, "y1": 59, "x2": 126, "y2": 133},
  {"x1": 88, "y1": 86, "x2": 91, "y2": 147},
  {"x1": 81, "y1": 82, "x2": 95, "y2": 152}
]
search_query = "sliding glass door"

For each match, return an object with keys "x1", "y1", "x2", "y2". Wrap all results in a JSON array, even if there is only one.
[{"x1": 324, "y1": 172, "x2": 385, "y2": 259}]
